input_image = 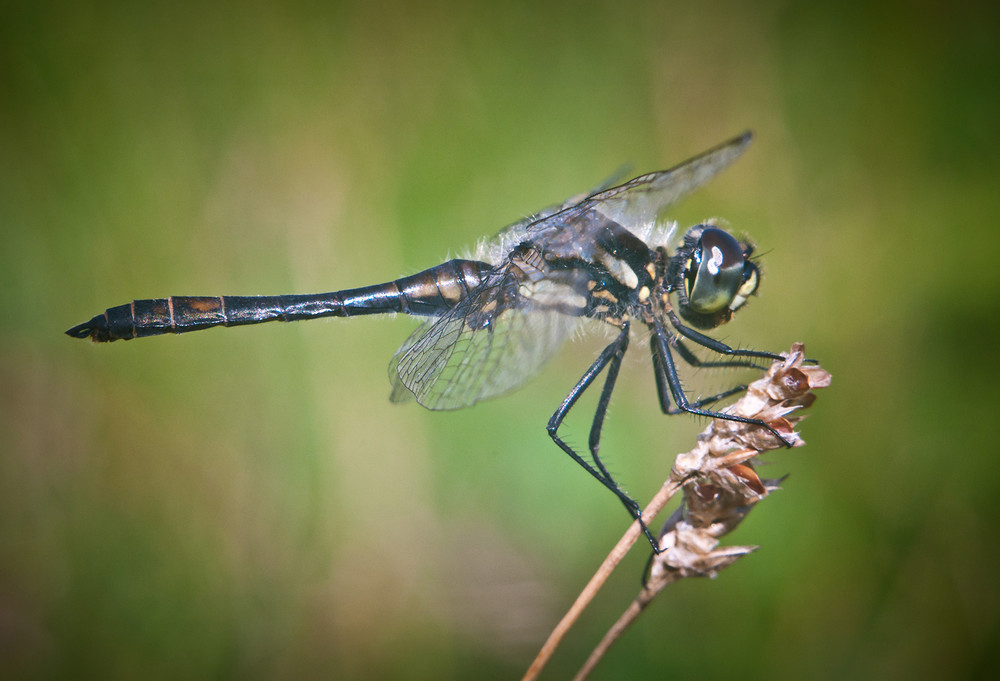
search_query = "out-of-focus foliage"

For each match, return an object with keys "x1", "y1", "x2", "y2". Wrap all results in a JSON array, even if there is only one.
[{"x1": 2, "y1": 1, "x2": 997, "y2": 679}]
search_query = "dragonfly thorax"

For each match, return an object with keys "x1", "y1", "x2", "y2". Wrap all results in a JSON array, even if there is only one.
[{"x1": 577, "y1": 237, "x2": 660, "y2": 324}]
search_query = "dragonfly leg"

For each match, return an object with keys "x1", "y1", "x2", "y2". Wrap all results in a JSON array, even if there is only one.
[
  {"x1": 673, "y1": 337, "x2": 767, "y2": 371},
  {"x1": 668, "y1": 310, "x2": 785, "y2": 363},
  {"x1": 651, "y1": 321, "x2": 794, "y2": 448},
  {"x1": 654, "y1": 337, "x2": 752, "y2": 413},
  {"x1": 662, "y1": 337, "x2": 757, "y2": 412},
  {"x1": 547, "y1": 323, "x2": 663, "y2": 552}
]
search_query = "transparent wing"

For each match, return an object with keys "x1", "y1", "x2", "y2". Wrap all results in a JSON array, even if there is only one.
[
  {"x1": 487, "y1": 166, "x2": 634, "y2": 249},
  {"x1": 388, "y1": 269, "x2": 580, "y2": 411},
  {"x1": 585, "y1": 131, "x2": 752, "y2": 227},
  {"x1": 525, "y1": 132, "x2": 753, "y2": 237}
]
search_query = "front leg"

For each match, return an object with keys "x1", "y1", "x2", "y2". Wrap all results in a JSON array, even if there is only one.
[
  {"x1": 667, "y1": 310, "x2": 784, "y2": 362},
  {"x1": 668, "y1": 310, "x2": 818, "y2": 365},
  {"x1": 650, "y1": 320, "x2": 794, "y2": 448},
  {"x1": 672, "y1": 337, "x2": 767, "y2": 371}
]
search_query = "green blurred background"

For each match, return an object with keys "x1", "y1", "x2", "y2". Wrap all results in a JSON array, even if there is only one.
[{"x1": 2, "y1": 0, "x2": 998, "y2": 678}]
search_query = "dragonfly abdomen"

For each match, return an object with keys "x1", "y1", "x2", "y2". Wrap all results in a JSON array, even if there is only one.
[{"x1": 66, "y1": 259, "x2": 492, "y2": 342}]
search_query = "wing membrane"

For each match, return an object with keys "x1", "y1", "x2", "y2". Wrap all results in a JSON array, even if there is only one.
[
  {"x1": 525, "y1": 132, "x2": 753, "y2": 238},
  {"x1": 389, "y1": 269, "x2": 579, "y2": 410}
]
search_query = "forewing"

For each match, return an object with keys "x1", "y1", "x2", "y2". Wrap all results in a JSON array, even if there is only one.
[
  {"x1": 388, "y1": 269, "x2": 578, "y2": 410},
  {"x1": 524, "y1": 132, "x2": 753, "y2": 238},
  {"x1": 586, "y1": 131, "x2": 752, "y2": 230},
  {"x1": 486, "y1": 167, "x2": 634, "y2": 255}
]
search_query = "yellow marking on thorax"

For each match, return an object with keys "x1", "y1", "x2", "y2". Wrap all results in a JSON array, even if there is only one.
[{"x1": 598, "y1": 253, "x2": 639, "y2": 289}]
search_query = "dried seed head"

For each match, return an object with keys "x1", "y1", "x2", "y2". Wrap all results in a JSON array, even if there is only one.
[{"x1": 647, "y1": 344, "x2": 831, "y2": 591}]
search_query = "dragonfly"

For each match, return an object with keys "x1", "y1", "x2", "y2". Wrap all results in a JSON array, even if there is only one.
[{"x1": 67, "y1": 131, "x2": 793, "y2": 550}]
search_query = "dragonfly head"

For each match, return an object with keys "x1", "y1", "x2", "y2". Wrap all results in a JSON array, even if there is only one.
[{"x1": 675, "y1": 226, "x2": 760, "y2": 329}]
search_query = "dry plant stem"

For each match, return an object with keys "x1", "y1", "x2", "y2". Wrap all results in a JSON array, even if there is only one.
[
  {"x1": 573, "y1": 599, "x2": 648, "y2": 681},
  {"x1": 572, "y1": 343, "x2": 830, "y2": 680},
  {"x1": 573, "y1": 508, "x2": 754, "y2": 680},
  {"x1": 572, "y1": 520, "x2": 694, "y2": 681},
  {"x1": 520, "y1": 478, "x2": 686, "y2": 681},
  {"x1": 521, "y1": 344, "x2": 830, "y2": 681}
]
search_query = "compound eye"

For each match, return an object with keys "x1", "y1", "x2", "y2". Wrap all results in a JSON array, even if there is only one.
[
  {"x1": 730, "y1": 261, "x2": 760, "y2": 311},
  {"x1": 685, "y1": 228, "x2": 746, "y2": 314}
]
